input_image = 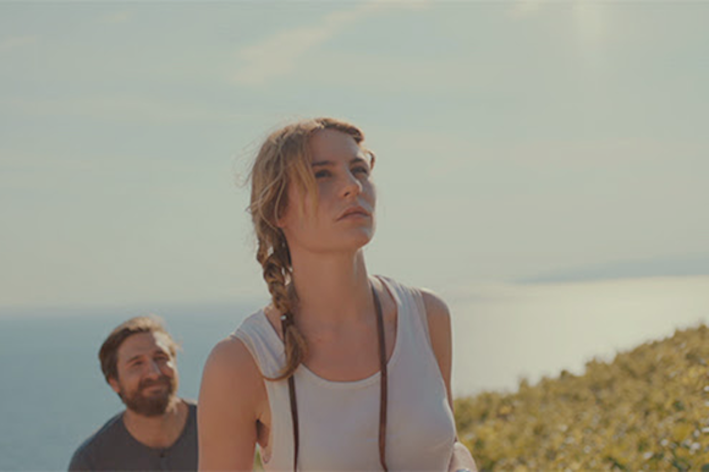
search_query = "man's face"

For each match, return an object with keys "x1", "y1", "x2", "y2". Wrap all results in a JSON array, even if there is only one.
[{"x1": 109, "y1": 331, "x2": 178, "y2": 417}]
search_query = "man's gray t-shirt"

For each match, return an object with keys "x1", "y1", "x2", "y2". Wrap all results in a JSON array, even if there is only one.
[{"x1": 68, "y1": 401, "x2": 197, "y2": 471}]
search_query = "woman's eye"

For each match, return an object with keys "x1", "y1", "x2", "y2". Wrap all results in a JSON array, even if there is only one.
[
  {"x1": 353, "y1": 166, "x2": 370, "y2": 176},
  {"x1": 314, "y1": 170, "x2": 331, "y2": 179}
]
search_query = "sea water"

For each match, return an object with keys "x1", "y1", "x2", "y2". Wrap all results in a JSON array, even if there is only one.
[
  {"x1": 2, "y1": 276, "x2": 708, "y2": 470},
  {"x1": 0, "y1": 302, "x2": 259, "y2": 471}
]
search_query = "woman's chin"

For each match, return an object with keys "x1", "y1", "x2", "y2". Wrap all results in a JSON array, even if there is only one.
[
  {"x1": 324, "y1": 233, "x2": 375, "y2": 254},
  {"x1": 348, "y1": 229, "x2": 375, "y2": 248}
]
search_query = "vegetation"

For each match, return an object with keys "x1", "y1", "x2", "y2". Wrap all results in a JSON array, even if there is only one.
[{"x1": 455, "y1": 324, "x2": 709, "y2": 471}]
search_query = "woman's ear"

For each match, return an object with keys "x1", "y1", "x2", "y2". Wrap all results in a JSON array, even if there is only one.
[{"x1": 274, "y1": 209, "x2": 288, "y2": 229}]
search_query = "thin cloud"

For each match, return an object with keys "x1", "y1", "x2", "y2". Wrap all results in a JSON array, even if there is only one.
[
  {"x1": 8, "y1": 95, "x2": 245, "y2": 125},
  {"x1": 0, "y1": 35, "x2": 39, "y2": 53},
  {"x1": 232, "y1": 1, "x2": 428, "y2": 85},
  {"x1": 101, "y1": 11, "x2": 131, "y2": 24},
  {"x1": 507, "y1": 0, "x2": 544, "y2": 19},
  {"x1": 572, "y1": 2, "x2": 611, "y2": 55}
]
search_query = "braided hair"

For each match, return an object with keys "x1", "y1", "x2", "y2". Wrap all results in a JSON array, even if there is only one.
[{"x1": 247, "y1": 117, "x2": 373, "y2": 380}]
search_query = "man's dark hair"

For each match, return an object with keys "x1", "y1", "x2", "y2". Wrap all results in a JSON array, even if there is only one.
[{"x1": 98, "y1": 316, "x2": 179, "y2": 383}]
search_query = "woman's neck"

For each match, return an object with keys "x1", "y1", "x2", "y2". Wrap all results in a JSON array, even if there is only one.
[{"x1": 290, "y1": 250, "x2": 372, "y2": 325}]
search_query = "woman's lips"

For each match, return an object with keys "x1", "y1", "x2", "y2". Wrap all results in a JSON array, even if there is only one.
[{"x1": 338, "y1": 206, "x2": 371, "y2": 220}]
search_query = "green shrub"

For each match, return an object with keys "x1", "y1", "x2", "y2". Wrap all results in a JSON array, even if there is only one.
[{"x1": 455, "y1": 325, "x2": 709, "y2": 471}]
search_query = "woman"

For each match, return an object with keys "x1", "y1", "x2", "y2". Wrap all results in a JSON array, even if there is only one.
[{"x1": 198, "y1": 118, "x2": 476, "y2": 471}]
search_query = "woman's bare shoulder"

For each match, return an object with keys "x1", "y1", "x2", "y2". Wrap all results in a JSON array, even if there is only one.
[
  {"x1": 200, "y1": 334, "x2": 267, "y2": 427},
  {"x1": 199, "y1": 334, "x2": 266, "y2": 470},
  {"x1": 203, "y1": 335, "x2": 261, "y2": 385},
  {"x1": 418, "y1": 288, "x2": 452, "y2": 327},
  {"x1": 417, "y1": 288, "x2": 454, "y2": 402}
]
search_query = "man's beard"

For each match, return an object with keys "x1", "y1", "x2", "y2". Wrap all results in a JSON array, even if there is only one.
[{"x1": 118, "y1": 375, "x2": 177, "y2": 417}]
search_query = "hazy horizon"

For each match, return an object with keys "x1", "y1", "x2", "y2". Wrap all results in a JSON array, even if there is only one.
[{"x1": 2, "y1": 274, "x2": 707, "y2": 395}]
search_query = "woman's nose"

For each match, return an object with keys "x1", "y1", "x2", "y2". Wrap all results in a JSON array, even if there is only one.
[{"x1": 341, "y1": 171, "x2": 362, "y2": 199}]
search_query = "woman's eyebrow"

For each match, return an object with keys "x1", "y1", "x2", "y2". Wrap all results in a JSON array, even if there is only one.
[
  {"x1": 311, "y1": 160, "x2": 333, "y2": 167},
  {"x1": 311, "y1": 156, "x2": 368, "y2": 167}
]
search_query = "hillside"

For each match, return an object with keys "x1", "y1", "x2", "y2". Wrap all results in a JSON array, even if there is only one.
[{"x1": 454, "y1": 324, "x2": 709, "y2": 471}]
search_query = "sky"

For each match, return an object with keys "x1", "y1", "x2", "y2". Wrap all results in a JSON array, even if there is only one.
[{"x1": 1, "y1": 1, "x2": 708, "y2": 309}]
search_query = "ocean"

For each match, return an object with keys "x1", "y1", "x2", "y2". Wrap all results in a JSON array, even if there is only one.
[
  {"x1": 2, "y1": 276, "x2": 708, "y2": 470},
  {"x1": 0, "y1": 302, "x2": 259, "y2": 471}
]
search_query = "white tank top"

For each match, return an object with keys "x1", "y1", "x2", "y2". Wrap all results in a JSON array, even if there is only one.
[{"x1": 233, "y1": 276, "x2": 456, "y2": 471}]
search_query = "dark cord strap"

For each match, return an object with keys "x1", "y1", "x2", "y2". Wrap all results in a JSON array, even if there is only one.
[
  {"x1": 282, "y1": 315, "x2": 300, "y2": 471},
  {"x1": 284, "y1": 281, "x2": 389, "y2": 471},
  {"x1": 287, "y1": 373, "x2": 299, "y2": 470},
  {"x1": 372, "y1": 283, "x2": 389, "y2": 472}
]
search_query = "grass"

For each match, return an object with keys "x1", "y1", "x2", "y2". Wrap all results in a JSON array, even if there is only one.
[{"x1": 454, "y1": 324, "x2": 709, "y2": 471}]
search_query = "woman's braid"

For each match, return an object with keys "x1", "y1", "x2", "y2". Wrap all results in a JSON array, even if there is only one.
[{"x1": 248, "y1": 117, "x2": 369, "y2": 380}]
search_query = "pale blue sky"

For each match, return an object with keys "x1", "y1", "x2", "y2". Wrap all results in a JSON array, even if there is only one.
[{"x1": 2, "y1": 1, "x2": 708, "y2": 308}]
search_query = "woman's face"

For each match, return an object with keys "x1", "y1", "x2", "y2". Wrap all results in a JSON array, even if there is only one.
[{"x1": 278, "y1": 129, "x2": 376, "y2": 255}]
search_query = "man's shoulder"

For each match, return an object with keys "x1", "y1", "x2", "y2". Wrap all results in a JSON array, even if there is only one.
[
  {"x1": 69, "y1": 400, "x2": 198, "y2": 471},
  {"x1": 78, "y1": 411, "x2": 126, "y2": 449},
  {"x1": 184, "y1": 398, "x2": 197, "y2": 410},
  {"x1": 183, "y1": 398, "x2": 198, "y2": 431},
  {"x1": 68, "y1": 411, "x2": 125, "y2": 471}
]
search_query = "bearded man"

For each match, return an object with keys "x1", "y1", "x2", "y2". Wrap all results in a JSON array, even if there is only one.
[{"x1": 69, "y1": 316, "x2": 197, "y2": 471}]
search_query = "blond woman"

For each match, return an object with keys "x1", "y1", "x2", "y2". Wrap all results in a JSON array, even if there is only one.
[{"x1": 198, "y1": 118, "x2": 476, "y2": 472}]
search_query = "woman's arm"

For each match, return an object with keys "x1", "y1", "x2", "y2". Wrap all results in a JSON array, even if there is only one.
[
  {"x1": 421, "y1": 290, "x2": 478, "y2": 472},
  {"x1": 198, "y1": 337, "x2": 265, "y2": 471}
]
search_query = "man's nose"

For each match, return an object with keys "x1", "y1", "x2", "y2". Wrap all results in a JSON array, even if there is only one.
[{"x1": 144, "y1": 359, "x2": 162, "y2": 377}]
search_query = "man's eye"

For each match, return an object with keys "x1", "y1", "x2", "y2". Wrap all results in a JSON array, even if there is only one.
[{"x1": 353, "y1": 166, "x2": 369, "y2": 175}]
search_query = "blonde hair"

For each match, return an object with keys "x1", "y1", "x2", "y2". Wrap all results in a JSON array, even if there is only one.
[{"x1": 248, "y1": 117, "x2": 374, "y2": 380}]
